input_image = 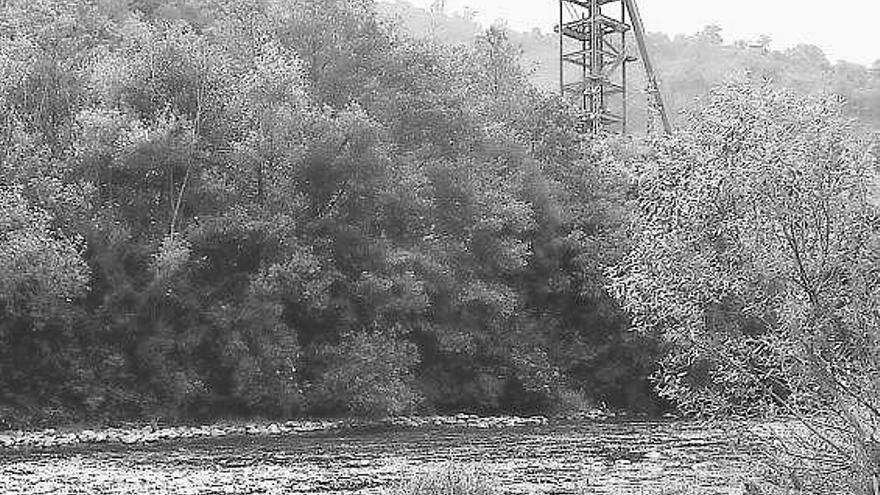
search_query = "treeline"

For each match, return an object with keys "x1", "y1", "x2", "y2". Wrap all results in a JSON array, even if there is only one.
[
  {"x1": 0, "y1": 0, "x2": 659, "y2": 427},
  {"x1": 381, "y1": 1, "x2": 880, "y2": 131}
]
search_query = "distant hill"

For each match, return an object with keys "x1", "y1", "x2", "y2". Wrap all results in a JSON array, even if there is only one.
[{"x1": 379, "y1": 1, "x2": 880, "y2": 133}]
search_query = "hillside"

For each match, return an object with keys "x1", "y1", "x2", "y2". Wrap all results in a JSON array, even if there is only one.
[{"x1": 379, "y1": 1, "x2": 880, "y2": 132}]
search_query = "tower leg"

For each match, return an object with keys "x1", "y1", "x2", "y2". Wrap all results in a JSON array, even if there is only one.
[{"x1": 557, "y1": 0, "x2": 668, "y2": 135}]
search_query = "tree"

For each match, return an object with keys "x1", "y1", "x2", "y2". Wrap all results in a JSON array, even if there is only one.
[
  {"x1": 612, "y1": 80, "x2": 880, "y2": 493},
  {"x1": 0, "y1": 0, "x2": 664, "y2": 423},
  {"x1": 0, "y1": 184, "x2": 91, "y2": 420},
  {"x1": 697, "y1": 25, "x2": 723, "y2": 45}
]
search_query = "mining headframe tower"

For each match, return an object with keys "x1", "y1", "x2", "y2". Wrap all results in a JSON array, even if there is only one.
[{"x1": 556, "y1": 0, "x2": 672, "y2": 135}]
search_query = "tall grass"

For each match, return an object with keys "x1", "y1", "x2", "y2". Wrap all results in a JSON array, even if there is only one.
[
  {"x1": 386, "y1": 463, "x2": 752, "y2": 495},
  {"x1": 387, "y1": 464, "x2": 497, "y2": 495}
]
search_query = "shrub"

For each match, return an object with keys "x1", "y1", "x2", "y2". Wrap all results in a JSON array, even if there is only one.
[
  {"x1": 309, "y1": 329, "x2": 422, "y2": 417},
  {"x1": 549, "y1": 387, "x2": 597, "y2": 417}
]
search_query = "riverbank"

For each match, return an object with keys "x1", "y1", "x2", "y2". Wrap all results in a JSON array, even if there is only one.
[
  {"x1": 0, "y1": 414, "x2": 563, "y2": 450},
  {"x1": 0, "y1": 420, "x2": 749, "y2": 495}
]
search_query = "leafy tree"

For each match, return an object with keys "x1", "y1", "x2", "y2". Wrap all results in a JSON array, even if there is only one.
[
  {"x1": 0, "y1": 180, "x2": 91, "y2": 420},
  {"x1": 612, "y1": 80, "x2": 880, "y2": 493},
  {"x1": 0, "y1": 0, "x2": 665, "y2": 423}
]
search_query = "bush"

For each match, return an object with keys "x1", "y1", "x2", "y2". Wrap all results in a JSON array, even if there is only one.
[
  {"x1": 548, "y1": 387, "x2": 597, "y2": 417},
  {"x1": 309, "y1": 329, "x2": 422, "y2": 417},
  {"x1": 387, "y1": 465, "x2": 497, "y2": 495}
]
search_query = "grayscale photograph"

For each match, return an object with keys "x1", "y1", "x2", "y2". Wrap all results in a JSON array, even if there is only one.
[{"x1": 0, "y1": 0, "x2": 879, "y2": 493}]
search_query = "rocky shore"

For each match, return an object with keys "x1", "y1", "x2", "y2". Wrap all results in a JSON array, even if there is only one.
[
  {"x1": 383, "y1": 414, "x2": 549, "y2": 429},
  {"x1": 0, "y1": 414, "x2": 550, "y2": 450}
]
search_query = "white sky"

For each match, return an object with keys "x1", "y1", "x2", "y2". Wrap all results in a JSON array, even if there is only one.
[{"x1": 395, "y1": 0, "x2": 880, "y2": 66}]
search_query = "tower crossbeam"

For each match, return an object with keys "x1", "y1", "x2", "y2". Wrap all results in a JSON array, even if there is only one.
[{"x1": 556, "y1": 0, "x2": 671, "y2": 135}]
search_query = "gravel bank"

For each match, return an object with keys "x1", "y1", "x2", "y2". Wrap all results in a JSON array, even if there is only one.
[{"x1": 0, "y1": 414, "x2": 550, "y2": 450}]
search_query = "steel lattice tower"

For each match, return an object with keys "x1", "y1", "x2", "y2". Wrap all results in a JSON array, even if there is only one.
[{"x1": 556, "y1": 0, "x2": 671, "y2": 135}]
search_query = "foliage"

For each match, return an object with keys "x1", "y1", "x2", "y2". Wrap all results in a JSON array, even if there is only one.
[
  {"x1": 0, "y1": 186, "x2": 91, "y2": 412},
  {"x1": 611, "y1": 80, "x2": 880, "y2": 493},
  {"x1": 0, "y1": 187, "x2": 89, "y2": 320},
  {"x1": 310, "y1": 329, "x2": 421, "y2": 417},
  {"x1": 0, "y1": 0, "x2": 654, "y2": 423}
]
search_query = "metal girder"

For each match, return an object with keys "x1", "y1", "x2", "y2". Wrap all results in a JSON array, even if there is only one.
[
  {"x1": 564, "y1": 0, "x2": 625, "y2": 8},
  {"x1": 623, "y1": 0, "x2": 672, "y2": 135},
  {"x1": 556, "y1": 0, "x2": 672, "y2": 135},
  {"x1": 563, "y1": 80, "x2": 625, "y2": 95},
  {"x1": 560, "y1": 14, "x2": 630, "y2": 40}
]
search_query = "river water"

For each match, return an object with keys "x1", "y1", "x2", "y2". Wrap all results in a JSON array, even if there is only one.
[{"x1": 0, "y1": 421, "x2": 752, "y2": 495}]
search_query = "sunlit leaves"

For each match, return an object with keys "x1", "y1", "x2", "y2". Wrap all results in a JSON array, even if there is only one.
[
  {"x1": 151, "y1": 234, "x2": 191, "y2": 280},
  {"x1": 614, "y1": 81, "x2": 878, "y2": 414},
  {"x1": 612, "y1": 79, "x2": 880, "y2": 490}
]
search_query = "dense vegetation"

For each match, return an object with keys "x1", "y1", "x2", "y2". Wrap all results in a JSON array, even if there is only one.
[
  {"x1": 0, "y1": 0, "x2": 660, "y2": 426},
  {"x1": 5, "y1": 3, "x2": 880, "y2": 495},
  {"x1": 2, "y1": 0, "x2": 877, "y2": 445}
]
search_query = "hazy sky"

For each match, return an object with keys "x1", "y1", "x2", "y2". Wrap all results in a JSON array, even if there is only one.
[{"x1": 395, "y1": 0, "x2": 880, "y2": 66}]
